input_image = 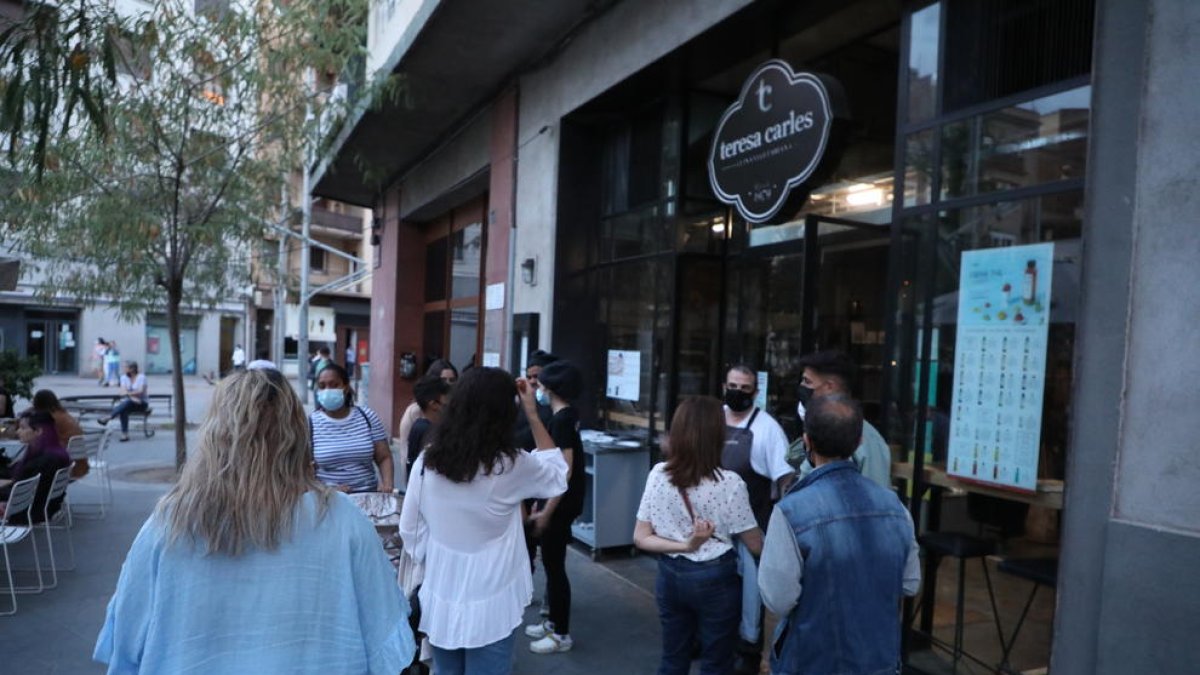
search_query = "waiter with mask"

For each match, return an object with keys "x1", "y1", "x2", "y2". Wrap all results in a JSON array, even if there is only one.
[{"x1": 721, "y1": 364, "x2": 794, "y2": 673}]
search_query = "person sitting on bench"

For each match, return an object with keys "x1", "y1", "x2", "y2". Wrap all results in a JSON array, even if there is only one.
[{"x1": 100, "y1": 361, "x2": 148, "y2": 442}]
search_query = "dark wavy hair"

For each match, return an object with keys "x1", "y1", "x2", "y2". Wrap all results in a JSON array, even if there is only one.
[
  {"x1": 665, "y1": 396, "x2": 726, "y2": 489},
  {"x1": 32, "y1": 389, "x2": 65, "y2": 412},
  {"x1": 423, "y1": 367, "x2": 518, "y2": 483}
]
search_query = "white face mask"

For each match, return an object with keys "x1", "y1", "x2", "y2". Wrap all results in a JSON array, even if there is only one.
[{"x1": 796, "y1": 400, "x2": 807, "y2": 421}]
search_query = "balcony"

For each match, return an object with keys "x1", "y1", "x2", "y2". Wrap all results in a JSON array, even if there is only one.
[{"x1": 312, "y1": 205, "x2": 363, "y2": 236}]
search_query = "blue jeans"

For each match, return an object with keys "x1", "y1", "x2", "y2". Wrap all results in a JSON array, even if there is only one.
[
  {"x1": 735, "y1": 539, "x2": 762, "y2": 643},
  {"x1": 656, "y1": 550, "x2": 740, "y2": 675},
  {"x1": 430, "y1": 633, "x2": 514, "y2": 675},
  {"x1": 111, "y1": 398, "x2": 148, "y2": 434}
]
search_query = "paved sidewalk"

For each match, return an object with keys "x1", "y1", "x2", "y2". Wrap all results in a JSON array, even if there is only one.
[{"x1": 4, "y1": 374, "x2": 669, "y2": 674}]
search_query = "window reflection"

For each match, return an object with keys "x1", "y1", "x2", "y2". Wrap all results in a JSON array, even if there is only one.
[
  {"x1": 904, "y1": 130, "x2": 936, "y2": 206},
  {"x1": 941, "y1": 86, "x2": 1090, "y2": 199},
  {"x1": 451, "y1": 223, "x2": 483, "y2": 299},
  {"x1": 907, "y1": 2, "x2": 941, "y2": 122}
]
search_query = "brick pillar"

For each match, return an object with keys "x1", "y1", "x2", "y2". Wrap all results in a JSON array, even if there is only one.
[
  {"x1": 482, "y1": 87, "x2": 518, "y2": 369},
  {"x1": 368, "y1": 185, "x2": 425, "y2": 435}
]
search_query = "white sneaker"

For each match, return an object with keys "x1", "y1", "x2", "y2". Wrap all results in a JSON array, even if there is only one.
[
  {"x1": 530, "y1": 633, "x2": 573, "y2": 654},
  {"x1": 524, "y1": 620, "x2": 554, "y2": 639}
]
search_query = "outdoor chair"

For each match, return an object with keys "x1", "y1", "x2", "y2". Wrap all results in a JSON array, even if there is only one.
[
  {"x1": 0, "y1": 476, "x2": 44, "y2": 615},
  {"x1": 69, "y1": 429, "x2": 112, "y2": 519},
  {"x1": 32, "y1": 467, "x2": 75, "y2": 589}
]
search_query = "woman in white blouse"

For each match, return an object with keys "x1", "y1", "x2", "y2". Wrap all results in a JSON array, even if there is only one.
[
  {"x1": 399, "y1": 367, "x2": 568, "y2": 675},
  {"x1": 634, "y1": 396, "x2": 764, "y2": 675}
]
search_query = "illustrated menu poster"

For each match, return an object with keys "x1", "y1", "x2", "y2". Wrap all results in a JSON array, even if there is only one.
[
  {"x1": 606, "y1": 350, "x2": 641, "y2": 401},
  {"x1": 947, "y1": 243, "x2": 1054, "y2": 492}
]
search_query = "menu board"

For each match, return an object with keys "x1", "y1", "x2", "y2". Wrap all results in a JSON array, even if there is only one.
[
  {"x1": 947, "y1": 243, "x2": 1053, "y2": 492},
  {"x1": 606, "y1": 350, "x2": 641, "y2": 401}
]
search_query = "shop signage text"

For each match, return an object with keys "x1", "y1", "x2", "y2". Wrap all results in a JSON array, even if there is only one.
[{"x1": 708, "y1": 60, "x2": 838, "y2": 223}]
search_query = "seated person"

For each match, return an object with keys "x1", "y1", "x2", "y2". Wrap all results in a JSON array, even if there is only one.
[
  {"x1": 30, "y1": 389, "x2": 87, "y2": 478},
  {"x1": 405, "y1": 374, "x2": 451, "y2": 484},
  {"x1": 0, "y1": 411, "x2": 71, "y2": 525},
  {"x1": 99, "y1": 361, "x2": 148, "y2": 442}
]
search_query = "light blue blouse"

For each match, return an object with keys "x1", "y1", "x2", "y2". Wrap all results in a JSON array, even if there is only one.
[{"x1": 94, "y1": 492, "x2": 415, "y2": 674}]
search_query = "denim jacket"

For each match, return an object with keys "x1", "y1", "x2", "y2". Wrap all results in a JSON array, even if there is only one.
[{"x1": 770, "y1": 461, "x2": 916, "y2": 675}]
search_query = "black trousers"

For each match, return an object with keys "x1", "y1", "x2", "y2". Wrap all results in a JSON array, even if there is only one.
[{"x1": 539, "y1": 511, "x2": 577, "y2": 635}]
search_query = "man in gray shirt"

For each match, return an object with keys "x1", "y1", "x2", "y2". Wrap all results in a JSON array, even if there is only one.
[{"x1": 795, "y1": 350, "x2": 893, "y2": 490}]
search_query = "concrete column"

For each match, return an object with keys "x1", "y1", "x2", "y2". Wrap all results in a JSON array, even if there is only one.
[{"x1": 1054, "y1": 1, "x2": 1200, "y2": 672}]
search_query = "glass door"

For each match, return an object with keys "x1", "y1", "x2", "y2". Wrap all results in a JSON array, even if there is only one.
[
  {"x1": 805, "y1": 215, "x2": 894, "y2": 423},
  {"x1": 24, "y1": 316, "x2": 78, "y2": 374}
]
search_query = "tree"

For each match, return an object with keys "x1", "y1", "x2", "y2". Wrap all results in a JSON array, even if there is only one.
[{"x1": 0, "y1": 0, "x2": 393, "y2": 469}]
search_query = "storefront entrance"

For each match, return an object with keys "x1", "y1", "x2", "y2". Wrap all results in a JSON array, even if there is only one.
[{"x1": 24, "y1": 310, "x2": 79, "y2": 374}]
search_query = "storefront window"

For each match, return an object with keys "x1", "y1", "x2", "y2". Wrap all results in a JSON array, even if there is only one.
[
  {"x1": 942, "y1": 0, "x2": 1094, "y2": 113},
  {"x1": 450, "y1": 222, "x2": 482, "y2": 299},
  {"x1": 904, "y1": 130, "x2": 936, "y2": 206},
  {"x1": 145, "y1": 314, "x2": 200, "y2": 375},
  {"x1": 941, "y1": 86, "x2": 1090, "y2": 200},
  {"x1": 602, "y1": 260, "x2": 666, "y2": 432},
  {"x1": 892, "y1": 191, "x2": 1082, "y2": 475},
  {"x1": 906, "y1": 2, "x2": 941, "y2": 122},
  {"x1": 424, "y1": 236, "x2": 448, "y2": 302}
]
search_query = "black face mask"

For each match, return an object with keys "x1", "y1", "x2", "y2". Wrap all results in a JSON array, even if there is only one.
[
  {"x1": 797, "y1": 385, "x2": 815, "y2": 406},
  {"x1": 724, "y1": 388, "x2": 754, "y2": 413}
]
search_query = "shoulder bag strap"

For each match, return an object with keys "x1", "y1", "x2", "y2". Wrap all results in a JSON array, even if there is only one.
[
  {"x1": 747, "y1": 407, "x2": 761, "y2": 428},
  {"x1": 678, "y1": 484, "x2": 696, "y2": 523}
]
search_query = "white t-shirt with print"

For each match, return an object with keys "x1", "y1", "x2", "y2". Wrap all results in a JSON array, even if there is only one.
[{"x1": 636, "y1": 462, "x2": 758, "y2": 562}]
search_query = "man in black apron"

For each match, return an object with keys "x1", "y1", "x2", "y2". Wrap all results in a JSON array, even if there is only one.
[{"x1": 721, "y1": 365, "x2": 795, "y2": 674}]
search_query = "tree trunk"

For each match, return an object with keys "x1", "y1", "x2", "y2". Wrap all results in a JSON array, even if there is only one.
[{"x1": 166, "y1": 289, "x2": 189, "y2": 471}]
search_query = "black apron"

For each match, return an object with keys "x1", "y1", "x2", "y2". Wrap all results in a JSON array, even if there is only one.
[{"x1": 723, "y1": 408, "x2": 774, "y2": 531}]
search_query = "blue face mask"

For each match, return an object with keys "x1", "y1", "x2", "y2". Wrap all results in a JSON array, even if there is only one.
[
  {"x1": 535, "y1": 387, "x2": 550, "y2": 407},
  {"x1": 317, "y1": 388, "x2": 346, "y2": 411}
]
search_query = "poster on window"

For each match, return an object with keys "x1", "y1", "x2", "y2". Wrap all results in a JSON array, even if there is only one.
[
  {"x1": 946, "y1": 242, "x2": 1053, "y2": 492},
  {"x1": 605, "y1": 350, "x2": 641, "y2": 401}
]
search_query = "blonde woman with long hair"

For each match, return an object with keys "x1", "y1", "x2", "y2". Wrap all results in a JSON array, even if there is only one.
[{"x1": 94, "y1": 368, "x2": 416, "y2": 673}]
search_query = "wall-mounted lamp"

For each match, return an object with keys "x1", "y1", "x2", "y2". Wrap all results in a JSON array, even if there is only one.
[
  {"x1": 521, "y1": 257, "x2": 537, "y2": 286},
  {"x1": 370, "y1": 216, "x2": 382, "y2": 246}
]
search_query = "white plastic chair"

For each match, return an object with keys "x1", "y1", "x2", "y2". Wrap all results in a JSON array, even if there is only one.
[
  {"x1": 1, "y1": 476, "x2": 44, "y2": 615},
  {"x1": 70, "y1": 429, "x2": 111, "y2": 519},
  {"x1": 33, "y1": 467, "x2": 74, "y2": 588}
]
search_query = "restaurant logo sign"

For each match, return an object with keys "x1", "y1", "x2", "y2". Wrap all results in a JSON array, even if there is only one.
[{"x1": 708, "y1": 60, "x2": 840, "y2": 223}]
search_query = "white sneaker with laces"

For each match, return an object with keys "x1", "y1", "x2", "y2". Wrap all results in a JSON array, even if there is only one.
[
  {"x1": 530, "y1": 633, "x2": 573, "y2": 654},
  {"x1": 524, "y1": 620, "x2": 554, "y2": 639}
]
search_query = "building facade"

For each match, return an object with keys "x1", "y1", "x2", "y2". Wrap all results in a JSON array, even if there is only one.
[{"x1": 315, "y1": 1, "x2": 1200, "y2": 672}]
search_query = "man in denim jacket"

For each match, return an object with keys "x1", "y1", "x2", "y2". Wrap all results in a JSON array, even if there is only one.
[{"x1": 758, "y1": 395, "x2": 920, "y2": 675}]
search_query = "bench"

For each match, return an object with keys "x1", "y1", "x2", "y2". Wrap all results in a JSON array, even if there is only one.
[{"x1": 60, "y1": 394, "x2": 173, "y2": 438}]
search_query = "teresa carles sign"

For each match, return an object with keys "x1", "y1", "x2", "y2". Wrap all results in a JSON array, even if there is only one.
[{"x1": 708, "y1": 60, "x2": 844, "y2": 224}]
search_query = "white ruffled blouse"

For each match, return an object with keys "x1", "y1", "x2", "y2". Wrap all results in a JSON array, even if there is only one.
[{"x1": 399, "y1": 448, "x2": 568, "y2": 649}]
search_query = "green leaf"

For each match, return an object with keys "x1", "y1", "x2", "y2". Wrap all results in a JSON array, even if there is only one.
[{"x1": 79, "y1": 87, "x2": 107, "y2": 137}]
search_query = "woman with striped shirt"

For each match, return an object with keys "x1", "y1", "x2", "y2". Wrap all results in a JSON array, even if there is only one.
[{"x1": 311, "y1": 363, "x2": 394, "y2": 493}]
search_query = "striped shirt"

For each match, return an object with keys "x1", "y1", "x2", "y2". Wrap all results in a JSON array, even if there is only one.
[{"x1": 311, "y1": 406, "x2": 389, "y2": 492}]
